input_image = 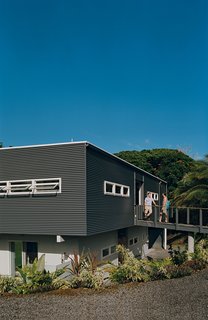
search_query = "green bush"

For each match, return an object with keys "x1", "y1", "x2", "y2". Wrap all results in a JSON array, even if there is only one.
[
  {"x1": 169, "y1": 247, "x2": 188, "y2": 265},
  {"x1": 0, "y1": 276, "x2": 22, "y2": 294},
  {"x1": 68, "y1": 270, "x2": 103, "y2": 289},
  {"x1": 166, "y1": 264, "x2": 192, "y2": 278},
  {"x1": 110, "y1": 263, "x2": 149, "y2": 284},
  {"x1": 182, "y1": 259, "x2": 206, "y2": 271},
  {"x1": 1, "y1": 244, "x2": 207, "y2": 294},
  {"x1": 148, "y1": 259, "x2": 173, "y2": 281},
  {"x1": 110, "y1": 245, "x2": 150, "y2": 284},
  {"x1": 192, "y1": 238, "x2": 208, "y2": 264}
]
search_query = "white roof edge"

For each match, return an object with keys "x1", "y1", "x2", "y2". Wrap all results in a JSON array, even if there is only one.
[{"x1": 0, "y1": 141, "x2": 88, "y2": 150}]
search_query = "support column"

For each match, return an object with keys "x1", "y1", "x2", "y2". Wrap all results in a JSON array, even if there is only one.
[
  {"x1": 188, "y1": 233, "x2": 195, "y2": 254},
  {"x1": 163, "y1": 228, "x2": 167, "y2": 250}
]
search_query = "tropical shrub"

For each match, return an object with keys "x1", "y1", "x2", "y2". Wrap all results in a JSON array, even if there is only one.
[
  {"x1": 110, "y1": 245, "x2": 149, "y2": 283},
  {"x1": 0, "y1": 276, "x2": 22, "y2": 294},
  {"x1": 148, "y1": 259, "x2": 173, "y2": 281},
  {"x1": 169, "y1": 247, "x2": 188, "y2": 265},
  {"x1": 192, "y1": 238, "x2": 208, "y2": 264},
  {"x1": 13, "y1": 254, "x2": 53, "y2": 294},
  {"x1": 165, "y1": 264, "x2": 192, "y2": 278},
  {"x1": 69, "y1": 269, "x2": 103, "y2": 289},
  {"x1": 182, "y1": 259, "x2": 206, "y2": 271}
]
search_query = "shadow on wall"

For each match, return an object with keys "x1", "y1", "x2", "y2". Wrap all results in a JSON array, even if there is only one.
[{"x1": 148, "y1": 228, "x2": 163, "y2": 249}]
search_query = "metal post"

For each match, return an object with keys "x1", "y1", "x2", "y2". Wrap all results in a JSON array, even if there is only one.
[
  {"x1": 199, "y1": 209, "x2": 203, "y2": 233},
  {"x1": 163, "y1": 228, "x2": 167, "y2": 250},
  {"x1": 154, "y1": 206, "x2": 157, "y2": 226},
  {"x1": 187, "y1": 208, "x2": 190, "y2": 225},
  {"x1": 176, "y1": 208, "x2": 178, "y2": 230},
  {"x1": 188, "y1": 232, "x2": 194, "y2": 255}
]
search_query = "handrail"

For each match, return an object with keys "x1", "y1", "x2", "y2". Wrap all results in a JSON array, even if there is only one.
[{"x1": 135, "y1": 205, "x2": 208, "y2": 234}]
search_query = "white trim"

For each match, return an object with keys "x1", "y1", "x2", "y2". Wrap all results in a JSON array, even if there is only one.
[
  {"x1": 0, "y1": 141, "x2": 88, "y2": 151},
  {"x1": 104, "y1": 180, "x2": 130, "y2": 197},
  {"x1": 0, "y1": 178, "x2": 62, "y2": 196}
]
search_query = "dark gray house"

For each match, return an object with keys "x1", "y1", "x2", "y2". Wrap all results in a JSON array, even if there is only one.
[{"x1": 0, "y1": 141, "x2": 166, "y2": 275}]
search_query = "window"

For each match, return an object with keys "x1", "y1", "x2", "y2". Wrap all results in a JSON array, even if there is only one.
[
  {"x1": 0, "y1": 182, "x2": 8, "y2": 195},
  {"x1": 123, "y1": 186, "x2": 129, "y2": 196},
  {"x1": 102, "y1": 248, "x2": 109, "y2": 258},
  {"x1": 34, "y1": 179, "x2": 61, "y2": 193},
  {"x1": 115, "y1": 185, "x2": 122, "y2": 195},
  {"x1": 105, "y1": 182, "x2": 114, "y2": 194},
  {"x1": 25, "y1": 242, "x2": 38, "y2": 264},
  {"x1": 110, "y1": 245, "x2": 116, "y2": 254},
  {"x1": 0, "y1": 178, "x2": 61, "y2": 196},
  {"x1": 147, "y1": 191, "x2": 158, "y2": 201},
  {"x1": 101, "y1": 244, "x2": 117, "y2": 258},
  {"x1": 104, "y1": 181, "x2": 130, "y2": 197},
  {"x1": 134, "y1": 237, "x2": 138, "y2": 244},
  {"x1": 129, "y1": 239, "x2": 134, "y2": 246}
]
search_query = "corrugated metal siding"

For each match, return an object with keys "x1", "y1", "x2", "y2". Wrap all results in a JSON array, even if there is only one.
[
  {"x1": 144, "y1": 175, "x2": 161, "y2": 194},
  {"x1": 86, "y1": 147, "x2": 135, "y2": 235},
  {"x1": 0, "y1": 144, "x2": 87, "y2": 235}
]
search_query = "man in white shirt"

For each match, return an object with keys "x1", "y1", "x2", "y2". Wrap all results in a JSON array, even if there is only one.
[{"x1": 144, "y1": 192, "x2": 157, "y2": 219}]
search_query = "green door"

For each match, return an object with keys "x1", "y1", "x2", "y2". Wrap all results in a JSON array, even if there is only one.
[{"x1": 10, "y1": 241, "x2": 23, "y2": 275}]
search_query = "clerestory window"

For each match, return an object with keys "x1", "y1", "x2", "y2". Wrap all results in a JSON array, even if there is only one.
[
  {"x1": 104, "y1": 181, "x2": 130, "y2": 197},
  {"x1": 0, "y1": 178, "x2": 61, "y2": 196}
]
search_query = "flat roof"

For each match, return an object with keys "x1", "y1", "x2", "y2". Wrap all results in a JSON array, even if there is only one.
[
  {"x1": 0, "y1": 141, "x2": 167, "y2": 183},
  {"x1": 0, "y1": 141, "x2": 87, "y2": 150}
]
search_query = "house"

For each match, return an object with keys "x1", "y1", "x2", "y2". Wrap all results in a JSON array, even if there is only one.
[{"x1": 0, "y1": 141, "x2": 167, "y2": 276}]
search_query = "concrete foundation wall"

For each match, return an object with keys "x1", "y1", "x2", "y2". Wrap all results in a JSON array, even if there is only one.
[
  {"x1": 79, "y1": 230, "x2": 118, "y2": 263},
  {"x1": 0, "y1": 227, "x2": 149, "y2": 275},
  {"x1": 0, "y1": 239, "x2": 10, "y2": 275},
  {"x1": 127, "y1": 226, "x2": 149, "y2": 256}
]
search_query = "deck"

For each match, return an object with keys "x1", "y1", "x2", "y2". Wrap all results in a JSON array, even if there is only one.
[{"x1": 135, "y1": 205, "x2": 208, "y2": 234}]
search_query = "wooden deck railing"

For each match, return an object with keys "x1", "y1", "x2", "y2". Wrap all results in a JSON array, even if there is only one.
[{"x1": 135, "y1": 205, "x2": 208, "y2": 234}]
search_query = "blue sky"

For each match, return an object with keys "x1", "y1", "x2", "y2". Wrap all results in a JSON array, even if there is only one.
[{"x1": 0, "y1": 0, "x2": 207, "y2": 159}]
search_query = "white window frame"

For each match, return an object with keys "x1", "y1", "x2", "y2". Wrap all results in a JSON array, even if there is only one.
[
  {"x1": 0, "y1": 178, "x2": 62, "y2": 196},
  {"x1": 104, "y1": 181, "x2": 130, "y2": 197},
  {"x1": 147, "y1": 191, "x2": 158, "y2": 201},
  {"x1": 101, "y1": 244, "x2": 117, "y2": 259}
]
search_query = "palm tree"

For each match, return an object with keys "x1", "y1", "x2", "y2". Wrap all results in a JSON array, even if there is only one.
[{"x1": 173, "y1": 155, "x2": 208, "y2": 208}]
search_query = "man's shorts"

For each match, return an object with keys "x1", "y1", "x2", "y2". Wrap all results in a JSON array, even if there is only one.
[
  {"x1": 162, "y1": 205, "x2": 167, "y2": 214},
  {"x1": 144, "y1": 205, "x2": 152, "y2": 214}
]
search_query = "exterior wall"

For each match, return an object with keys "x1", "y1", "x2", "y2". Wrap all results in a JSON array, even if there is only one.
[
  {"x1": 38, "y1": 236, "x2": 79, "y2": 272},
  {"x1": 127, "y1": 226, "x2": 148, "y2": 256},
  {"x1": 86, "y1": 146, "x2": 134, "y2": 235},
  {"x1": 0, "y1": 233, "x2": 119, "y2": 275},
  {"x1": 148, "y1": 228, "x2": 163, "y2": 249},
  {"x1": 0, "y1": 234, "x2": 80, "y2": 275},
  {"x1": 0, "y1": 239, "x2": 10, "y2": 275},
  {"x1": 0, "y1": 228, "x2": 150, "y2": 275},
  {"x1": 0, "y1": 143, "x2": 87, "y2": 236},
  {"x1": 79, "y1": 230, "x2": 118, "y2": 263}
]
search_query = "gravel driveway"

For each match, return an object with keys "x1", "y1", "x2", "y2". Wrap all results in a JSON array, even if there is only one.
[{"x1": 0, "y1": 268, "x2": 208, "y2": 320}]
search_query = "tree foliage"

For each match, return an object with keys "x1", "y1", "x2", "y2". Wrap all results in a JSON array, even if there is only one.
[
  {"x1": 173, "y1": 155, "x2": 208, "y2": 208},
  {"x1": 115, "y1": 149, "x2": 194, "y2": 194}
]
